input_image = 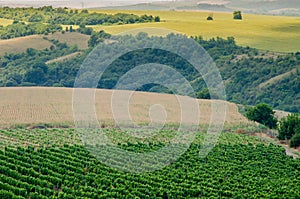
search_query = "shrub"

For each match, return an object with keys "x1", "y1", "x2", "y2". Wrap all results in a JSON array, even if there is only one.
[
  {"x1": 233, "y1": 11, "x2": 242, "y2": 20},
  {"x1": 196, "y1": 88, "x2": 211, "y2": 99},
  {"x1": 278, "y1": 114, "x2": 300, "y2": 140},
  {"x1": 290, "y1": 133, "x2": 300, "y2": 148}
]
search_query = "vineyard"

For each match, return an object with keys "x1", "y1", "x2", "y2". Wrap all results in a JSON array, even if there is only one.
[{"x1": 0, "y1": 128, "x2": 300, "y2": 198}]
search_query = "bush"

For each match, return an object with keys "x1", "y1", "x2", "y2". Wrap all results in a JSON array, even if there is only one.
[
  {"x1": 196, "y1": 88, "x2": 211, "y2": 99},
  {"x1": 246, "y1": 103, "x2": 277, "y2": 129},
  {"x1": 290, "y1": 133, "x2": 300, "y2": 148},
  {"x1": 278, "y1": 114, "x2": 300, "y2": 140},
  {"x1": 233, "y1": 11, "x2": 242, "y2": 20}
]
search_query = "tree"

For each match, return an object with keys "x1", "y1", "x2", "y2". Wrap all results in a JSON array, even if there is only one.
[
  {"x1": 154, "y1": 16, "x2": 160, "y2": 22},
  {"x1": 278, "y1": 114, "x2": 300, "y2": 140},
  {"x1": 88, "y1": 30, "x2": 111, "y2": 47},
  {"x1": 207, "y1": 13, "x2": 213, "y2": 21},
  {"x1": 233, "y1": 11, "x2": 242, "y2": 20},
  {"x1": 246, "y1": 103, "x2": 277, "y2": 129},
  {"x1": 24, "y1": 68, "x2": 46, "y2": 84},
  {"x1": 81, "y1": 9, "x2": 89, "y2": 14}
]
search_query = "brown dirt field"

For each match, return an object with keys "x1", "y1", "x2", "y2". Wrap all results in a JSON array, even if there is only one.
[
  {"x1": 0, "y1": 35, "x2": 52, "y2": 56},
  {"x1": 0, "y1": 87, "x2": 249, "y2": 128}
]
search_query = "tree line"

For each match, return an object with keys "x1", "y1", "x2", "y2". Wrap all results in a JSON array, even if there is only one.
[
  {"x1": 0, "y1": 6, "x2": 160, "y2": 26},
  {"x1": 0, "y1": 6, "x2": 160, "y2": 40}
]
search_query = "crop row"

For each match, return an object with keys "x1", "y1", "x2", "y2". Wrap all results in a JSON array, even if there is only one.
[{"x1": 0, "y1": 134, "x2": 300, "y2": 198}]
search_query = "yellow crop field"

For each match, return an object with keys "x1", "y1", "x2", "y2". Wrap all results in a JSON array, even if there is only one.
[
  {"x1": 89, "y1": 10, "x2": 300, "y2": 52},
  {"x1": 0, "y1": 87, "x2": 249, "y2": 128}
]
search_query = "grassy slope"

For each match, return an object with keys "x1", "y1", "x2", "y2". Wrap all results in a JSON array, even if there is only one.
[
  {"x1": 0, "y1": 32, "x2": 89, "y2": 55},
  {"x1": 88, "y1": 10, "x2": 300, "y2": 52},
  {"x1": 0, "y1": 35, "x2": 52, "y2": 56},
  {"x1": 46, "y1": 32, "x2": 89, "y2": 49}
]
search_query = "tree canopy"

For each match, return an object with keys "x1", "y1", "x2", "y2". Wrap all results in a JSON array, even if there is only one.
[{"x1": 246, "y1": 103, "x2": 277, "y2": 129}]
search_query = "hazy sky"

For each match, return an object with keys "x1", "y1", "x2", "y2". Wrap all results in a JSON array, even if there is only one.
[{"x1": 0, "y1": 0, "x2": 175, "y2": 8}]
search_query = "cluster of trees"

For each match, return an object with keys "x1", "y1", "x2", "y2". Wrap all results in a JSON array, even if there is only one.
[
  {"x1": 0, "y1": 21, "x2": 62, "y2": 39},
  {"x1": 0, "y1": 7, "x2": 160, "y2": 39},
  {"x1": 0, "y1": 38, "x2": 79, "y2": 87},
  {"x1": 246, "y1": 103, "x2": 300, "y2": 147},
  {"x1": 0, "y1": 6, "x2": 160, "y2": 26},
  {"x1": 278, "y1": 114, "x2": 300, "y2": 147}
]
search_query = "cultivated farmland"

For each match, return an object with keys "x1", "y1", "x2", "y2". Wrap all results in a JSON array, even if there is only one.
[
  {"x1": 0, "y1": 87, "x2": 248, "y2": 128},
  {"x1": 0, "y1": 128, "x2": 299, "y2": 198},
  {"x1": 89, "y1": 10, "x2": 300, "y2": 52}
]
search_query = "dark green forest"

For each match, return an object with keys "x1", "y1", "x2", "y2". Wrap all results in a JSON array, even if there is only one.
[{"x1": 0, "y1": 32, "x2": 299, "y2": 112}]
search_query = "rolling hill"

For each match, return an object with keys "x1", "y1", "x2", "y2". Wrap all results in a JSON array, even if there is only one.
[
  {"x1": 0, "y1": 87, "x2": 248, "y2": 128},
  {"x1": 98, "y1": 0, "x2": 300, "y2": 16},
  {"x1": 88, "y1": 10, "x2": 300, "y2": 52},
  {"x1": 0, "y1": 32, "x2": 89, "y2": 56}
]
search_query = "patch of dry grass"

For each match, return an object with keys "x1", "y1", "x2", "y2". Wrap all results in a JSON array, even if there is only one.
[
  {"x1": 45, "y1": 32, "x2": 89, "y2": 49},
  {"x1": 0, "y1": 87, "x2": 249, "y2": 128},
  {"x1": 0, "y1": 32, "x2": 90, "y2": 55},
  {"x1": 0, "y1": 35, "x2": 52, "y2": 56}
]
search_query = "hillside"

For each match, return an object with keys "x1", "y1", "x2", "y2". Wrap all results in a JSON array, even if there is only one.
[
  {"x1": 89, "y1": 10, "x2": 300, "y2": 52},
  {"x1": 0, "y1": 32, "x2": 89, "y2": 56},
  {"x1": 0, "y1": 33, "x2": 299, "y2": 112},
  {"x1": 1, "y1": 5, "x2": 300, "y2": 199},
  {"x1": 0, "y1": 87, "x2": 248, "y2": 128},
  {"x1": 98, "y1": 0, "x2": 300, "y2": 16}
]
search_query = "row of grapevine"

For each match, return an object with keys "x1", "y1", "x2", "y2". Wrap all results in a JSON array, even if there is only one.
[{"x1": 0, "y1": 129, "x2": 299, "y2": 198}]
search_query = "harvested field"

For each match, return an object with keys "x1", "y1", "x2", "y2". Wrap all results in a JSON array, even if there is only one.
[{"x1": 0, "y1": 87, "x2": 249, "y2": 128}]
